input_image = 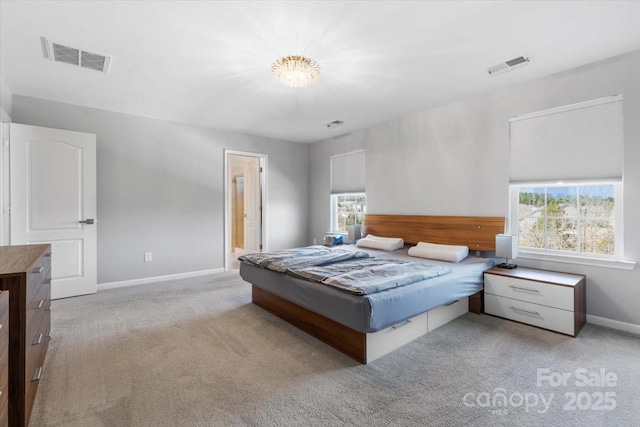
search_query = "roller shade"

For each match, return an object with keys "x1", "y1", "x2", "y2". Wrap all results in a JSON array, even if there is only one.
[
  {"x1": 509, "y1": 95, "x2": 623, "y2": 183},
  {"x1": 330, "y1": 150, "x2": 365, "y2": 194}
]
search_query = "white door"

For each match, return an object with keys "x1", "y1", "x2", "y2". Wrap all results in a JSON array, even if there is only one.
[
  {"x1": 10, "y1": 123, "x2": 97, "y2": 299},
  {"x1": 243, "y1": 158, "x2": 261, "y2": 252}
]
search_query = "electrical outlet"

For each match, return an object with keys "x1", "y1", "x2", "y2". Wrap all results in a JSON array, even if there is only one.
[{"x1": 144, "y1": 252, "x2": 152, "y2": 262}]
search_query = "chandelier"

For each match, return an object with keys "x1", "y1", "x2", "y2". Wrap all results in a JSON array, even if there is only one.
[{"x1": 271, "y1": 55, "x2": 320, "y2": 88}]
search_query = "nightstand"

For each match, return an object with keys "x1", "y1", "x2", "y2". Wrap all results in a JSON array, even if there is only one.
[{"x1": 483, "y1": 267, "x2": 586, "y2": 337}]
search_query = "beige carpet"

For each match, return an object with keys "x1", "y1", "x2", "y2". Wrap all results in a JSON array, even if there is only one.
[{"x1": 30, "y1": 272, "x2": 639, "y2": 426}]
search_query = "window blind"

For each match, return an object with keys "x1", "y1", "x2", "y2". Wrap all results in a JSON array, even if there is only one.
[
  {"x1": 509, "y1": 95, "x2": 623, "y2": 183},
  {"x1": 330, "y1": 150, "x2": 365, "y2": 194}
]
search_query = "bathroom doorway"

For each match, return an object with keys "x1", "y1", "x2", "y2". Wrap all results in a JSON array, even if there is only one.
[{"x1": 224, "y1": 150, "x2": 266, "y2": 271}]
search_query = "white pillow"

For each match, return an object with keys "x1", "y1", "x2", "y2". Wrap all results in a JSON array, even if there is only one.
[
  {"x1": 408, "y1": 242, "x2": 469, "y2": 263},
  {"x1": 356, "y1": 234, "x2": 404, "y2": 251}
]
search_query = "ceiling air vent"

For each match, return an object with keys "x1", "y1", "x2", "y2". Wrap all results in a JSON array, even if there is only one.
[
  {"x1": 325, "y1": 120, "x2": 344, "y2": 129},
  {"x1": 487, "y1": 56, "x2": 529, "y2": 76},
  {"x1": 41, "y1": 37, "x2": 112, "y2": 73}
]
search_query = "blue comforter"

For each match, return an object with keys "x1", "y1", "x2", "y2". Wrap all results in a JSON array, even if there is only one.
[
  {"x1": 238, "y1": 245, "x2": 370, "y2": 272},
  {"x1": 288, "y1": 257, "x2": 451, "y2": 295}
]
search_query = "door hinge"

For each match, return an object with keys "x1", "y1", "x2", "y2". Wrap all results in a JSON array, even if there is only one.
[
  {"x1": 3, "y1": 139, "x2": 8, "y2": 149},
  {"x1": 259, "y1": 167, "x2": 263, "y2": 173},
  {"x1": 3, "y1": 205, "x2": 10, "y2": 216},
  {"x1": 259, "y1": 244, "x2": 263, "y2": 250}
]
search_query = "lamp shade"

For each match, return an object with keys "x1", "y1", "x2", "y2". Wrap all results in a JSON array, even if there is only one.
[{"x1": 496, "y1": 234, "x2": 518, "y2": 259}]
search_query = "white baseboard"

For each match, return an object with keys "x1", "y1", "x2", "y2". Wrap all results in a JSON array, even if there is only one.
[
  {"x1": 587, "y1": 314, "x2": 640, "y2": 335},
  {"x1": 98, "y1": 268, "x2": 225, "y2": 291}
]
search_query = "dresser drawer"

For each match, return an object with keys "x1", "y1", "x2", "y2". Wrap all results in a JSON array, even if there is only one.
[
  {"x1": 26, "y1": 281, "x2": 50, "y2": 343},
  {"x1": 26, "y1": 311, "x2": 50, "y2": 386},
  {"x1": 28, "y1": 308, "x2": 50, "y2": 351},
  {"x1": 24, "y1": 336, "x2": 49, "y2": 426},
  {"x1": 0, "y1": 347, "x2": 7, "y2": 418},
  {"x1": 485, "y1": 294, "x2": 575, "y2": 335},
  {"x1": 485, "y1": 274, "x2": 574, "y2": 311},
  {"x1": 0, "y1": 293, "x2": 7, "y2": 318},
  {"x1": 0, "y1": 297, "x2": 7, "y2": 354},
  {"x1": 26, "y1": 254, "x2": 51, "y2": 306},
  {"x1": 0, "y1": 399, "x2": 7, "y2": 427}
]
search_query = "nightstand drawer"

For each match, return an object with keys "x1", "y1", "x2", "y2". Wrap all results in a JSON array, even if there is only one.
[
  {"x1": 485, "y1": 294, "x2": 575, "y2": 335},
  {"x1": 485, "y1": 274, "x2": 574, "y2": 311}
]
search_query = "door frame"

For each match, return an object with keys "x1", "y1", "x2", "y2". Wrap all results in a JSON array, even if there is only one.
[{"x1": 223, "y1": 149, "x2": 267, "y2": 271}]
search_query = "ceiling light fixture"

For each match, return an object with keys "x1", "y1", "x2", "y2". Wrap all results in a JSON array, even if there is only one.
[{"x1": 271, "y1": 55, "x2": 320, "y2": 88}]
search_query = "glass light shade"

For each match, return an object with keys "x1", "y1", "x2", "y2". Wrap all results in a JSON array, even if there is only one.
[{"x1": 271, "y1": 55, "x2": 320, "y2": 88}]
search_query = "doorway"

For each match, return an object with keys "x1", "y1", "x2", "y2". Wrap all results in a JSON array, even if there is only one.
[{"x1": 224, "y1": 150, "x2": 266, "y2": 271}]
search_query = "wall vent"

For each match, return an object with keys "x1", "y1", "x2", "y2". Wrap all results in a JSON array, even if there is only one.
[
  {"x1": 487, "y1": 56, "x2": 529, "y2": 76},
  {"x1": 325, "y1": 120, "x2": 344, "y2": 129},
  {"x1": 41, "y1": 37, "x2": 112, "y2": 73}
]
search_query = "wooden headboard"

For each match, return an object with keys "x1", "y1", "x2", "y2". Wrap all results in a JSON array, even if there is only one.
[{"x1": 363, "y1": 214, "x2": 505, "y2": 252}]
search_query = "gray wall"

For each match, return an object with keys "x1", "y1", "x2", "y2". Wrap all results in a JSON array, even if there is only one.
[
  {"x1": 12, "y1": 96, "x2": 310, "y2": 283},
  {"x1": 310, "y1": 51, "x2": 640, "y2": 327},
  {"x1": 0, "y1": 78, "x2": 11, "y2": 121}
]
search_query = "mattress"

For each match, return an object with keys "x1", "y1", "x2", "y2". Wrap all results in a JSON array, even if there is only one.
[{"x1": 239, "y1": 246, "x2": 495, "y2": 333}]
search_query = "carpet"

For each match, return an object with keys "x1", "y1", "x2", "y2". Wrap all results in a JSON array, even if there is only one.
[{"x1": 29, "y1": 272, "x2": 639, "y2": 426}]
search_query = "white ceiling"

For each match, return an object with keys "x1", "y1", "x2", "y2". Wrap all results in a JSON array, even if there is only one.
[{"x1": 1, "y1": 1, "x2": 639, "y2": 143}]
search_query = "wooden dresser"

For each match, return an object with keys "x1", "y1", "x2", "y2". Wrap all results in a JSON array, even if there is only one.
[
  {"x1": 0, "y1": 245, "x2": 52, "y2": 427},
  {"x1": 0, "y1": 291, "x2": 9, "y2": 427}
]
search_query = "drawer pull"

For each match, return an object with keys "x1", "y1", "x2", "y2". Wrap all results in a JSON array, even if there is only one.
[
  {"x1": 509, "y1": 285, "x2": 540, "y2": 293},
  {"x1": 37, "y1": 299, "x2": 44, "y2": 309},
  {"x1": 509, "y1": 306, "x2": 540, "y2": 316},
  {"x1": 32, "y1": 266, "x2": 43, "y2": 274},
  {"x1": 33, "y1": 333, "x2": 44, "y2": 345},
  {"x1": 32, "y1": 367, "x2": 43, "y2": 382},
  {"x1": 391, "y1": 319, "x2": 412, "y2": 330},
  {"x1": 45, "y1": 253, "x2": 52, "y2": 257}
]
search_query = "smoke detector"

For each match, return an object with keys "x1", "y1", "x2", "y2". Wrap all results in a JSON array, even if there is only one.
[
  {"x1": 41, "y1": 36, "x2": 112, "y2": 73},
  {"x1": 325, "y1": 120, "x2": 344, "y2": 129},
  {"x1": 487, "y1": 56, "x2": 529, "y2": 76}
]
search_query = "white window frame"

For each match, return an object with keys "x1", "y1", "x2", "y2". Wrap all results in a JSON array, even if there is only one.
[
  {"x1": 509, "y1": 182, "x2": 634, "y2": 270},
  {"x1": 330, "y1": 192, "x2": 366, "y2": 235}
]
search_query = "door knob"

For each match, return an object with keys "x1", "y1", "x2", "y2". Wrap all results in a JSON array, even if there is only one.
[{"x1": 79, "y1": 219, "x2": 95, "y2": 224}]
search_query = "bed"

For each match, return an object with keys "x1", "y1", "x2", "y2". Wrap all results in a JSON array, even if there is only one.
[{"x1": 239, "y1": 214, "x2": 505, "y2": 363}]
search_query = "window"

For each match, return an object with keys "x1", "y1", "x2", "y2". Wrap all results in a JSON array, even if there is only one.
[
  {"x1": 513, "y1": 183, "x2": 621, "y2": 258},
  {"x1": 508, "y1": 95, "x2": 624, "y2": 262},
  {"x1": 330, "y1": 150, "x2": 365, "y2": 233},
  {"x1": 331, "y1": 193, "x2": 366, "y2": 233}
]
